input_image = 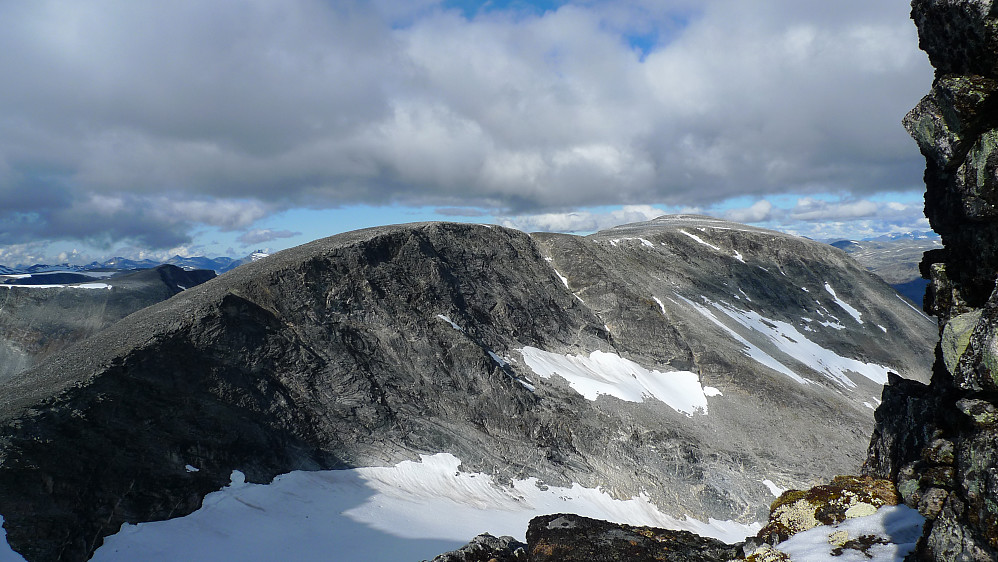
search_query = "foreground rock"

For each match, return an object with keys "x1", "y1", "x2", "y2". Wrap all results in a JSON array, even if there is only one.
[
  {"x1": 428, "y1": 534, "x2": 526, "y2": 562},
  {"x1": 862, "y1": 0, "x2": 998, "y2": 559},
  {"x1": 526, "y1": 514, "x2": 743, "y2": 562},
  {"x1": 0, "y1": 217, "x2": 932, "y2": 561}
]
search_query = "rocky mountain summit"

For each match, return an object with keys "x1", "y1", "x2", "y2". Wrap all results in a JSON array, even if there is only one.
[
  {"x1": 0, "y1": 215, "x2": 933, "y2": 561},
  {"x1": 861, "y1": 0, "x2": 998, "y2": 559}
]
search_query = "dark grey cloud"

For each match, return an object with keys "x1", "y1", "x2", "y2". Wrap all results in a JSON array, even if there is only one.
[
  {"x1": 434, "y1": 207, "x2": 489, "y2": 217},
  {"x1": 237, "y1": 228, "x2": 302, "y2": 246},
  {"x1": 0, "y1": 0, "x2": 933, "y2": 252}
]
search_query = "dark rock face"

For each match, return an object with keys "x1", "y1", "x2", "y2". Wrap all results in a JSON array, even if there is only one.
[
  {"x1": 0, "y1": 219, "x2": 934, "y2": 561},
  {"x1": 526, "y1": 514, "x2": 742, "y2": 562},
  {"x1": 864, "y1": 1, "x2": 998, "y2": 559},
  {"x1": 906, "y1": 0, "x2": 998, "y2": 314},
  {"x1": 0, "y1": 265, "x2": 216, "y2": 380}
]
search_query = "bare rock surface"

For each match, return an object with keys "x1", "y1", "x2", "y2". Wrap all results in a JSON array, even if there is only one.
[
  {"x1": 526, "y1": 513, "x2": 743, "y2": 562},
  {"x1": 863, "y1": 0, "x2": 998, "y2": 559}
]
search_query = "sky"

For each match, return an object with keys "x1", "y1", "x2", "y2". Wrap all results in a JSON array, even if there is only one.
[{"x1": 0, "y1": 0, "x2": 935, "y2": 265}]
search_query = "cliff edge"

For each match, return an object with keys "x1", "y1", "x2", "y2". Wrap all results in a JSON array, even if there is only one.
[{"x1": 864, "y1": 0, "x2": 998, "y2": 559}]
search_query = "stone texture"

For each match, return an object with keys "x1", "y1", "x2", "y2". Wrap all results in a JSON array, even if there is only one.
[
  {"x1": 427, "y1": 534, "x2": 526, "y2": 562},
  {"x1": 525, "y1": 513, "x2": 743, "y2": 562},
  {"x1": 753, "y1": 476, "x2": 900, "y2": 545},
  {"x1": 910, "y1": 0, "x2": 998, "y2": 78},
  {"x1": 863, "y1": 1, "x2": 998, "y2": 558}
]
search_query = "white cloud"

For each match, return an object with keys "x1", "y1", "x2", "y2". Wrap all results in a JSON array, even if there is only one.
[
  {"x1": 724, "y1": 200, "x2": 773, "y2": 223},
  {"x1": 500, "y1": 204, "x2": 671, "y2": 232},
  {"x1": 0, "y1": 0, "x2": 933, "y2": 252},
  {"x1": 790, "y1": 198, "x2": 880, "y2": 220},
  {"x1": 237, "y1": 228, "x2": 302, "y2": 246}
]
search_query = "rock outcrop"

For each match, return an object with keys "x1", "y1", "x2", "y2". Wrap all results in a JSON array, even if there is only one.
[
  {"x1": 428, "y1": 533, "x2": 526, "y2": 562},
  {"x1": 863, "y1": 0, "x2": 998, "y2": 559},
  {"x1": 525, "y1": 514, "x2": 743, "y2": 562}
]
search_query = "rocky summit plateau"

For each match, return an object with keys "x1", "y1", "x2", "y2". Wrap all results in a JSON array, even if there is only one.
[{"x1": 0, "y1": 213, "x2": 935, "y2": 561}]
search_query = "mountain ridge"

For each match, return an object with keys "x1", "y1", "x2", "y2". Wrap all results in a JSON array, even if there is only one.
[{"x1": 0, "y1": 216, "x2": 936, "y2": 561}]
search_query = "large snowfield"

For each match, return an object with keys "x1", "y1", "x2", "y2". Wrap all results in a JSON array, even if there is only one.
[
  {"x1": 0, "y1": 453, "x2": 924, "y2": 562},
  {"x1": 84, "y1": 453, "x2": 757, "y2": 561}
]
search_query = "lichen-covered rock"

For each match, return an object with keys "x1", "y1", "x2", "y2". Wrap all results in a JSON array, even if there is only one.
[
  {"x1": 525, "y1": 513, "x2": 744, "y2": 562},
  {"x1": 863, "y1": 373, "x2": 943, "y2": 482},
  {"x1": 753, "y1": 476, "x2": 900, "y2": 544},
  {"x1": 911, "y1": 0, "x2": 998, "y2": 78},
  {"x1": 905, "y1": 75, "x2": 998, "y2": 172},
  {"x1": 942, "y1": 309, "x2": 983, "y2": 373},
  {"x1": 866, "y1": 1, "x2": 998, "y2": 558},
  {"x1": 428, "y1": 533, "x2": 526, "y2": 562}
]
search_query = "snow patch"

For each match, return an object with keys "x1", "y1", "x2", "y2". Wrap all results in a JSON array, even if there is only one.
[
  {"x1": 762, "y1": 480, "x2": 785, "y2": 497},
  {"x1": 487, "y1": 351, "x2": 508, "y2": 367},
  {"x1": 436, "y1": 314, "x2": 463, "y2": 332},
  {"x1": 552, "y1": 269, "x2": 571, "y2": 290},
  {"x1": 519, "y1": 347, "x2": 711, "y2": 416},
  {"x1": 703, "y1": 386, "x2": 722, "y2": 397},
  {"x1": 773, "y1": 504, "x2": 923, "y2": 561},
  {"x1": 677, "y1": 230, "x2": 721, "y2": 251},
  {"x1": 91, "y1": 453, "x2": 760, "y2": 562},
  {"x1": 185, "y1": 465, "x2": 200, "y2": 473},
  {"x1": 896, "y1": 294, "x2": 932, "y2": 320},
  {"x1": 652, "y1": 296, "x2": 667, "y2": 316},
  {"x1": 824, "y1": 283, "x2": 863, "y2": 324}
]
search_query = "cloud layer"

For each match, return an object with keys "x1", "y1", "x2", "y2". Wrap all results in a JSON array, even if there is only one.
[{"x1": 0, "y1": 0, "x2": 932, "y2": 251}]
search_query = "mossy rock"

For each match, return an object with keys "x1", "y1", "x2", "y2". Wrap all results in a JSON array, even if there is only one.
[{"x1": 755, "y1": 476, "x2": 900, "y2": 544}]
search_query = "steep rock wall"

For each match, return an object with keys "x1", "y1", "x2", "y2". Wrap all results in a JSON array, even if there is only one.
[{"x1": 865, "y1": 1, "x2": 998, "y2": 559}]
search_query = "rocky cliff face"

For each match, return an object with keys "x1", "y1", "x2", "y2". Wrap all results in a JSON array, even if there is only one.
[
  {"x1": 863, "y1": 0, "x2": 998, "y2": 559},
  {"x1": 0, "y1": 218, "x2": 933, "y2": 561}
]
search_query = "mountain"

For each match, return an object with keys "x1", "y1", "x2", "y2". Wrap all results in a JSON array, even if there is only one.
[
  {"x1": 868, "y1": 230, "x2": 939, "y2": 242},
  {"x1": 1, "y1": 251, "x2": 263, "y2": 278},
  {"x1": 828, "y1": 237, "x2": 941, "y2": 305},
  {"x1": 0, "y1": 216, "x2": 935, "y2": 561},
  {"x1": 0, "y1": 265, "x2": 216, "y2": 381}
]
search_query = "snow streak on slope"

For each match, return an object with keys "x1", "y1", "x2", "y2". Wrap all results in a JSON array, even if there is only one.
[
  {"x1": 681, "y1": 296, "x2": 892, "y2": 387},
  {"x1": 706, "y1": 299, "x2": 889, "y2": 387},
  {"x1": 678, "y1": 296, "x2": 811, "y2": 385},
  {"x1": 519, "y1": 347, "x2": 712, "y2": 415},
  {"x1": 824, "y1": 283, "x2": 863, "y2": 324},
  {"x1": 89, "y1": 454, "x2": 760, "y2": 562},
  {"x1": 678, "y1": 229, "x2": 721, "y2": 250}
]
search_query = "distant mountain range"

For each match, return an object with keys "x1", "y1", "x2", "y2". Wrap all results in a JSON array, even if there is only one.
[
  {"x1": 828, "y1": 235, "x2": 941, "y2": 306},
  {"x1": 0, "y1": 251, "x2": 270, "y2": 276}
]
